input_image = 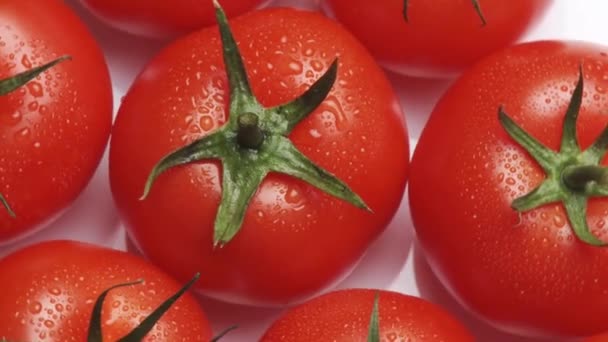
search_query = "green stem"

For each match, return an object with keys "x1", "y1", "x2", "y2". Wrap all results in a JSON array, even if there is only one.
[
  {"x1": 562, "y1": 165, "x2": 608, "y2": 192},
  {"x1": 237, "y1": 112, "x2": 264, "y2": 149}
]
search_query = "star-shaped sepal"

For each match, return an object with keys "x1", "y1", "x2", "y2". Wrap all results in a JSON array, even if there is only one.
[
  {"x1": 499, "y1": 66, "x2": 608, "y2": 246},
  {"x1": 140, "y1": 1, "x2": 370, "y2": 248}
]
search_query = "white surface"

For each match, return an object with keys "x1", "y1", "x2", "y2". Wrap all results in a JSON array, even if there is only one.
[{"x1": 1, "y1": 1, "x2": 607, "y2": 341}]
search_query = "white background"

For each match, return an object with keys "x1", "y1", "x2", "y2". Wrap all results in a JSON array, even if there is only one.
[{"x1": 1, "y1": 0, "x2": 607, "y2": 341}]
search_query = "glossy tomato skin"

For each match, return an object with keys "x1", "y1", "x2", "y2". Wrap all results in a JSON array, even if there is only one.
[
  {"x1": 0, "y1": 240, "x2": 212, "y2": 341},
  {"x1": 409, "y1": 41, "x2": 608, "y2": 338},
  {"x1": 587, "y1": 333, "x2": 608, "y2": 342},
  {"x1": 79, "y1": 0, "x2": 268, "y2": 38},
  {"x1": 0, "y1": 1, "x2": 112, "y2": 243},
  {"x1": 110, "y1": 8, "x2": 409, "y2": 306},
  {"x1": 323, "y1": 0, "x2": 552, "y2": 78},
  {"x1": 260, "y1": 289, "x2": 474, "y2": 341}
]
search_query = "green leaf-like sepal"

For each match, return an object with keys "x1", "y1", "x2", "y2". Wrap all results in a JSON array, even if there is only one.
[
  {"x1": 87, "y1": 273, "x2": 200, "y2": 342},
  {"x1": 0, "y1": 55, "x2": 71, "y2": 96},
  {"x1": 117, "y1": 273, "x2": 200, "y2": 341},
  {"x1": 499, "y1": 66, "x2": 608, "y2": 246},
  {"x1": 367, "y1": 292, "x2": 380, "y2": 342},
  {"x1": 141, "y1": 1, "x2": 370, "y2": 247},
  {"x1": 88, "y1": 279, "x2": 144, "y2": 342}
]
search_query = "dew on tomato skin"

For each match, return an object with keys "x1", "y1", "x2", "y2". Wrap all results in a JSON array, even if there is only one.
[{"x1": 28, "y1": 301, "x2": 43, "y2": 314}]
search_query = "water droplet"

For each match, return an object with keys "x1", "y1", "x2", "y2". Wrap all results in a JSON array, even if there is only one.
[
  {"x1": 553, "y1": 215, "x2": 565, "y2": 228},
  {"x1": 27, "y1": 81, "x2": 43, "y2": 98},
  {"x1": 21, "y1": 54, "x2": 32, "y2": 69},
  {"x1": 311, "y1": 60, "x2": 324, "y2": 72},
  {"x1": 28, "y1": 101, "x2": 39, "y2": 112},
  {"x1": 288, "y1": 61, "x2": 302, "y2": 74},
  {"x1": 15, "y1": 127, "x2": 30, "y2": 141},
  {"x1": 28, "y1": 301, "x2": 42, "y2": 314},
  {"x1": 199, "y1": 115, "x2": 214, "y2": 131}
]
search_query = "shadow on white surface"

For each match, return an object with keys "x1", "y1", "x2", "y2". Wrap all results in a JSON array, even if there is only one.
[
  {"x1": 413, "y1": 242, "x2": 563, "y2": 342},
  {"x1": 0, "y1": 152, "x2": 122, "y2": 258},
  {"x1": 335, "y1": 187, "x2": 413, "y2": 290}
]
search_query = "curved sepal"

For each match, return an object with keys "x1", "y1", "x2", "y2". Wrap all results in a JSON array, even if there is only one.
[
  {"x1": 0, "y1": 55, "x2": 71, "y2": 96},
  {"x1": 0, "y1": 193, "x2": 15, "y2": 218},
  {"x1": 269, "y1": 136, "x2": 370, "y2": 211},
  {"x1": 498, "y1": 107, "x2": 558, "y2": 171},
  {"x1": 213, "y1": 0, "x2": 255, "y2": 110},
  {"x1": 117, "y1": 273, "x2": 201, "y2": 342},
  {"x1": 471, "y1": 0, "x2": 487, "y2": 26},
  {"x1": 213, "y1": 161, "x2": 267, "y2": 248},
  {"x1": 511, "y1": 181, "x2": 562, "y2": 212},
  {"x1": 140, "y1": 131, "x2": 226, "y2": 200},
  {"x1": 560, "y1": 66, "x2": 584, "y2": 154},
  {"x1": 367, "y1": 292, "x2": 380, "y2": 342},
  {"x1": 563, "y1": 196, "x2": 606, "y2": 246},
  {"x1": 88, "y1": 279, "x2": 144, "y2": 342},
  {"x1": 271, "y1": 59, "x2": 339, "y2": 134}
]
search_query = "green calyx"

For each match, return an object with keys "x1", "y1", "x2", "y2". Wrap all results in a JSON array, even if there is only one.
[
  {"x1": 499, "y1": 66, "x2": 608, "y2": 246},
  {"x1": 140, "y1": 0, "x2": 370, "y2": 248},
  {"x1": 87, "y1": 273, "x2": 233, "y2": 342},
  {"x1": 367, "y1": 292, "x2": 380, "y2": 342},
  {"x1": 403, "y1": 0, "x2": 487, "y2": 26},
  {"x1": 0, "y1": 55, "x2": 71, "y2": 218}
]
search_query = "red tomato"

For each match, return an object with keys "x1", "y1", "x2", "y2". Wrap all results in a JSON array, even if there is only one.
[
  {"x1": 409, "y1": 40, "x2": 608, "y2": 338},
  {"x1": 322, "y1": 0, "x2": 552, "y2": 78},
  {"x1": 260, "y1": 289, "x2": 474, "y2": 341},
  {"x1": 109, "y1": 6, "x2": 409, "y2": 306},
  {"x1": 587, "y1": 333, "x2": 608, "y2": 342},
  {"x1": 0, "y1": 240, "x2": 212, "y2": 341},
  {"x1": 0, "y1": 0, "x2": 112, "y2": 244},
  {"x1": 79, "y1": 0, "x2": 267, "y2": 38}
]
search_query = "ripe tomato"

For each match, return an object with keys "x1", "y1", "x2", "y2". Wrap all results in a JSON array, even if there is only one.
[
  {"x1": 109, "y1": 5, "x2": 409, "y2": 306},
  {"x1": 79, "y1": 0, "x2": 267, "y2": 38},
  {"x1": 0, "y1": 240, "x2": 212, "y2": 341},
  {"x1": 586, "y1": 333, "x2": 608, "y2": 342},
  {"x1": 409, "y1": 40, "x2": 608, "y2": 338},
  {"x1": 260, "y1": 289, "x2": 474, "y2": 341},
  {"x1": 322, "y1": 0, "x2": 552, "y2": 78},
  {"x1": 0, "y1": 0, "x2": 112, "y2": 244}
]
